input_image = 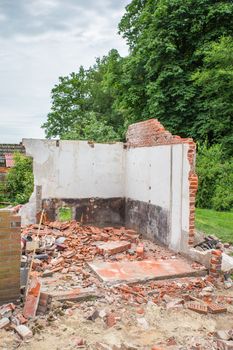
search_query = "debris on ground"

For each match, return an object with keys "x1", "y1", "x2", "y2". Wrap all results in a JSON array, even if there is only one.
[{"x1": 0, "y1": 220, "x2": 233, "y2": 349}]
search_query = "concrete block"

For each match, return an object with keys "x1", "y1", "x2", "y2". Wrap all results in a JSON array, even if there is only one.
[
  {"x1": 15, "y1": 325, "x2": 33, "y2": 340},
  {"x1": 96, "y1": 241, "x2": 131, "y2": 255},
  {"x1": 0, "y1": 317, "x2": 10, "y2": 329}
]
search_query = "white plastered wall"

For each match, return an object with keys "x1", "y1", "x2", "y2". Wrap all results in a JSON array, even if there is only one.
[
  {"x1": 20, "y1": 139, "x2": 125, "y2": 225},
  {"x1": 125, "y1": 143, "x2": 190, "y2": 251},
  {"x1": 20, "y1": 139, "x2": 191, "y2": 252}
]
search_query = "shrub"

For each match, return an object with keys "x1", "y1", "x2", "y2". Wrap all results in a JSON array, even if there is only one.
[
  {"x1": 196, "y1": 143, "x2": 233, "y2": 211},
  {"x1": 6, "y1": 153, "x2": 34, "y2": 204},
  {"x1": 212, "y1": 160, "x2": 233, "y2": 211}
]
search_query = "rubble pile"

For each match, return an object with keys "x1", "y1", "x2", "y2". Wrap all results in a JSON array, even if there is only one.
[
  {"x1": 21, "y1": 221, "x2": 142, "y2": 273},
  {"x1": 0, "y1": 220, "x2": 232, "y2": 349}
]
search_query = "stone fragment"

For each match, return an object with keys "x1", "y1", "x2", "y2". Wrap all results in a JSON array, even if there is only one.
[
  {"x1": 87, "y1": 309, "x2": 99, "y2": 321},
  {"x1": 74, "y1": 337, "x2": 85, "y2": 346},
  {"x1": 95, "y1": 343, "x2": 113, "y2": 350},
  {"x1": 51, "y1": 287, "x2": 98, "y2": 302},
  {"x1": 166, "y1": 298, "x2": 184, "y2": 309},
  {"x1": 0, "y1": 317, "x2": 10, "y2": 329},
  {"x1": 97, "y1": 241, "x2": 131, "y2": 255},
  {"x1": 42, "y1": 270, "x2": 53, "y2": 277},
  {"x1": 15, "y1": 325, "x2": 33, "y2": 340},
  {"x1": 137, "y1": 317, "x2": 149, "y2": 330},
  {"x1": 99, "y1": 309, "x2": 107, "y2": 319},
  {"x1": 0, "y1": 303, "x2": 15, "y2": 318},
  {"x1": 217, "y1": 339, "x2": 233, "y2": 350},
  {"x1": 224, "y1": 279, "x2": 233, "y2": 289},
  {"x1": 216, "y1": 330, "x2": 232, "y2": 341}
]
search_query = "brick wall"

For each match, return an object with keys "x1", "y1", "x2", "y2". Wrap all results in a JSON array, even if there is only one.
[
  {"x1": 126, "y1": 119, "x2": 198, "y2": 246},
  {"x1": 0, "y1": 210, "x2": 21, "y2": 305}
]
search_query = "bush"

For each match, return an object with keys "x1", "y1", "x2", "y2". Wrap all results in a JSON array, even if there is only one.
[
  {"x1": 212, "y1": 161, "x2": 233, "y2": 211},
  {"x1": 196, "y1": 143, "x2": 233, "y2": 211},
  {"x1": 6, "y1": 153, "x2": 34, "y2": 204}
]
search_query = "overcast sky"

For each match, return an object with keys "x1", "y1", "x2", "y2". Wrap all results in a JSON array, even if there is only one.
[{"x1": 0, "y1": 0, "x2": 130, "y2": 143}]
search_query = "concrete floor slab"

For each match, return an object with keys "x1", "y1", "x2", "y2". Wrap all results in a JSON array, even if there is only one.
[{"x1": 88, "y1": 259, "x2": 206, "y2": 285}]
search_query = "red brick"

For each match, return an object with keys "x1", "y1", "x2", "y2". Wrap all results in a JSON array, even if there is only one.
[
  {"x1": 186, "y1": 301, "x2": 208, "y2": 314},
  {"x1": 208, "y1": 303, "x2": 227, "y2": 314},
  {"x1": 105, "y1": 312, "x2": 116, "y2": 328},
  {"x1": 97, "y1": 241, "x2": 131, "y2": 255}
]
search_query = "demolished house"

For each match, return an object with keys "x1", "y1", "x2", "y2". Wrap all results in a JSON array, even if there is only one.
[{"x1": 0, "y1": 119, "x2": 233, "y2": 349}]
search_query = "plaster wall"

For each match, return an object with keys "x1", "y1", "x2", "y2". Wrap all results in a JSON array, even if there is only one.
[
  {"x1": 20, "y1": 136, "x2": 192, "y2": 252},
  {"x1": 23, "y1": 139, "x2": 125, "y2": 199},
  {"x1": 125, "y1": 144, "x2": 190, "y2": 250}
]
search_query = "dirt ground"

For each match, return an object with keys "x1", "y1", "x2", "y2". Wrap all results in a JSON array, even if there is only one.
[
  {"x1": 1, "y1": 281, "x2": 232, "y2": 350},
  {"x1": 1, "y1": 222, "x2": 232, "y2": 350}
]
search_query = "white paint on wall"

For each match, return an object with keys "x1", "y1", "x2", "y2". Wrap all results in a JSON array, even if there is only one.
[
  {"x1": 170, "y1": 144, "x2": 183, "y2": 251},
  {"x1": 21, "y1": 138, "x2": 192, "y2": 252},
  {"x1": 181, "y1": 144, "x2": 190, "y2": 233},
  {"x1": 23, "y1": 139, "x2": 125, "y2": 199},
  {"x1": 125, "y1": 146, "x2": 171, "y2": 209}
]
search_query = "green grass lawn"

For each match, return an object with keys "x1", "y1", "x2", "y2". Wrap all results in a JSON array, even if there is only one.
[
  {"x1": 195, "y1": 208, "x2": 233, "y2": 244},
  {"x1": 58, "y1": 207, "x2": 72, "y2": 221}
]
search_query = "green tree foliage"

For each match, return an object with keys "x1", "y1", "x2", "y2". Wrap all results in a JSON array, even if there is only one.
[
  {"x1": 192, "y1": 36, "x2": 233, "y2": 154},
  {"x1": 6, "y1": 153, "x2": 34, "y2": 204},
  {"x1": 196, "y1": 143, "x2": 233, "y2": 211},
  {"x1": 42, "y1": 0, "x2": 233, "y2": 210},
  {"x1": 61, "y1": 112, "x2": 120, "y2": 142},
  {"x1": 42, "y1": 50, "x2": 125, "y2": 140},
  {"x1": 118, "y1": 0, "x2": 233, "y2": 143}
]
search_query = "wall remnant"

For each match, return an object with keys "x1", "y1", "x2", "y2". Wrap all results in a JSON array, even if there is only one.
[
  {"x1": 0, "y1": 209, "x2": 21, "y2": 304},
  {"x1": 20, "y1": 119, "x2": 198, "y2": 253}
]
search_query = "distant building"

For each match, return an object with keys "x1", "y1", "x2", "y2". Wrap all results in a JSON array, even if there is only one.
[{"x1": 0, "y1": 143, "x2": 25, "y2": 182}]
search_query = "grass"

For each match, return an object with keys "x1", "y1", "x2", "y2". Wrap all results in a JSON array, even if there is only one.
[
  {"x1": 58, "y1": 207, "x2": 72, "y2": 222},
  {"x1": 195, "y1": 208, "x2": 233, "y2": 244}
]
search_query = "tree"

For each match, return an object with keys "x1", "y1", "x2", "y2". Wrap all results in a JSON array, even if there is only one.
[
  {"x1": 196, "y1": 143, "x2": 233, "y2": 211},
  {"x1": 6, "y1": 153, "x2": 34, "y2": 204},
  {"x1": 192, "y1": 36, "x2": 233, "y2": 155},
  {"x1": 42, "y1": 50, "x2": 125, "y2": 141},
  {"x1": 61, "y1": 112, "x2": 119, "y2": 142},
  {"x1": 118, "y1": 0, "x2": 233, "y2": 142}
]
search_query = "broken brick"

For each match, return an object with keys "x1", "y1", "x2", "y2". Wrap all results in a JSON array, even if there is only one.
[
  {"x1": 186, "y1": 301, "x2": 208, "y2": 314},
  {"x1": 97, "y1": 241, "x2": 131, "y2": 255},
  {"x1": 136, "y1": 244, "x2": 144, "y2": 259},
  {"x1": 106, "y1": 312, "x2": 116, "y2": 328},
  {"x1": 23, "y1": 277, "x2": 41, "y2": 319},
  {"x1": 208, "y1": 303, "x2": 227, "y2": 314}
]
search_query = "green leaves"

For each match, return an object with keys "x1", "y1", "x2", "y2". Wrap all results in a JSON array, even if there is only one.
[
  {"x1": 42, "y1": 50, "x2": 125, "y2": 142},
  {"x1": 196, "y1": 143, "x2": 233, "y2": 211},
  {"x1": 5, "y1": 153, "x2": 34, "y2": 205},
  {"x1": 61, "y1": 112, "x2": 120, "y2": 143}
]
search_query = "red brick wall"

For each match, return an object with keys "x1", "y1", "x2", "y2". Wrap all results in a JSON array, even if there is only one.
[
  {"x1": 0, "y1": 210, "x2": 21, "y2": 304},
  {"x1": 126, "y1": 119, "x2": 198, "y2": 246}
]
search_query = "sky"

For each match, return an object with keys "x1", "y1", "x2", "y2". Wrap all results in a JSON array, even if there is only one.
[{"x1": 0, "y1": 0, "x2": 130, "y2": 143}]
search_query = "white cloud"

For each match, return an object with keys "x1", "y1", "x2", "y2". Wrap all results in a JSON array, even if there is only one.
[{"x1": 0, "y1": 0, "x2": 130, "y2": 143}]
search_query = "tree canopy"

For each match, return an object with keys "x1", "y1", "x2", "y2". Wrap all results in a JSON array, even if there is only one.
[{"x1": 42, "y1": 0, "x2": 233, "y2": 157}]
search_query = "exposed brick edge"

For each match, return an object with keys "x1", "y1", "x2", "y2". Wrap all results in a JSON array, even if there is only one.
[
  {"x1": 126, "y1": 119, "x2": 198, "y2": 246},
  {"x1": 209, "y1": 250, "x2": 222, "y2": 278}
]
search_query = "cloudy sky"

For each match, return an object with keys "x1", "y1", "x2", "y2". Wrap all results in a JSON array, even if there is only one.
[{"x1": 0, "y1": 0, "x2": 130, "y2": 143}]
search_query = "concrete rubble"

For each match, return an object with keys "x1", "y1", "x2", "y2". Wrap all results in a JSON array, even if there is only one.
[{"x1": 0, "y1": 219, "x2": 232, "y2": 349}]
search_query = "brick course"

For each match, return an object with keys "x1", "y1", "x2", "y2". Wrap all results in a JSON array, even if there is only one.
[
  {"x1": 0, "y1": 210, "x2": 21, "y2": 305},
  {"x1": 126, "y1": 119, "x2": 198, "y2": 246}
]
